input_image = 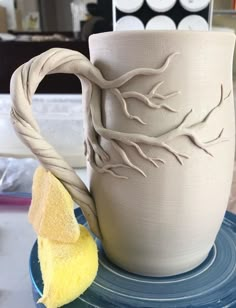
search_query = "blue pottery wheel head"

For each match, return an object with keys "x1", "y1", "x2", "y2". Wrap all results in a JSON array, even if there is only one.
[{"x1": 30, "y1": 209, "x2": 236, "y2": 307}]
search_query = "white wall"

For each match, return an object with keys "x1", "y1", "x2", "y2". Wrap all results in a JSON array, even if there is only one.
[
  {"x1": 0, "y1": 0, "x2": 16, "y2": 29},
  {"x1": 17, "y1": 0, "x2": 38, "y2": 18},
  {"x1": 73, "y1": 0, "x2": 97, "y2": 20}
]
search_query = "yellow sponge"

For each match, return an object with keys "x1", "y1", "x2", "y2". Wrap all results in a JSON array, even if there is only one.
[
  {"x1": 38, "y1": 225, "x2": 98, "y2": 308},
  {"x1": 29, "y1": 167, "x2": 80, "y2": 243}
]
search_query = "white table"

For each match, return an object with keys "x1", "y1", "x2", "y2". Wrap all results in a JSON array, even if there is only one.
[
  {"x1": 0, "y1": 205, "x2": 36, "y2": 308},
  {"x1": 0, "y1": 169, "x2": 87, "y2": 308}
]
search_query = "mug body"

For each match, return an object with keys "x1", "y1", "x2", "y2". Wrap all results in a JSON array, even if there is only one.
[{"x1": 88, "y1": 31, "x2": 235, "y2": 276}]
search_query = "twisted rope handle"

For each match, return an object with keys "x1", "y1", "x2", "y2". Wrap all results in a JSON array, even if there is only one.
[{"x1": 10, "y1": 48, "x2": 102, "y2": 238}]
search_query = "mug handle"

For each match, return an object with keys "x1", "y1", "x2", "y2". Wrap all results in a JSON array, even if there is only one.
[{"x1": 10, "y1": 48, "x2": 103, "y2": 238}]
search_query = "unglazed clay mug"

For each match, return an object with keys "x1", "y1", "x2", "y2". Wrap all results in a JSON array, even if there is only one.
[{"x1": 10, "y1": 31, "x2": 235, "y2": 277}]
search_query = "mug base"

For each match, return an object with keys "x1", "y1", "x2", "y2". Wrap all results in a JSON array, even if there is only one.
[{"x1": 103, "y1": 248, "x2": 210, "y2": 277}]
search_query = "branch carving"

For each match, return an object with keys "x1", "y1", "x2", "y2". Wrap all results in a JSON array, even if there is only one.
[
  {"x1": 88, "y1": 85, "x2": 230, "y2": 178},
  {"x1": 110, "y1": 81, "x2": 181, "y2": 125},
  {"x1": 10, "y1": 48, "x2": 232, "y2": 236}
]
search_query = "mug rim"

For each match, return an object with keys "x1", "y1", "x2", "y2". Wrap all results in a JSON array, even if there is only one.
[{"x1": 89, "y1": 30, "x2": 235, "y2": 42}]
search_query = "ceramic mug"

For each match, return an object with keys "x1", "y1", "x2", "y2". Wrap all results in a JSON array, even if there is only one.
[{"x1": 10, "y1": 31, "x2": 235, "y2": 277}]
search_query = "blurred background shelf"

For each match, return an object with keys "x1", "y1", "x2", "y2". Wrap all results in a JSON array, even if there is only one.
[
  {"x1": 0, "y1": 40, "x2": 89, "y2": 93},
  {"x1": 214, "y1": 10, "x2": 236, "y2": 15}
]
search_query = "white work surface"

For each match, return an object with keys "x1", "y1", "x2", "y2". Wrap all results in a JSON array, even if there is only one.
[
  {"x1": 1, "y1": 167, "x2": 236, "y2": 308},
  {"x1": 0, "y1": 169, "x2": 87, "y2": 308}
]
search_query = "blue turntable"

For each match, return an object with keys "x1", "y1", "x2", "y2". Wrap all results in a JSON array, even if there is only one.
[{"x1": 30, "y1": 208, "x2": 236, "y2": 307}]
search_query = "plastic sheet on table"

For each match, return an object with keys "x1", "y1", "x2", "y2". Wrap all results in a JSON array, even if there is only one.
[{"x1": 0, "y1": 158, "x2": 39, "y2": 193}]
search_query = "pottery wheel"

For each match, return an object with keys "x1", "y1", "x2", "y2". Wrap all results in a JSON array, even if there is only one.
[{"x1": 30, "y1": 209, "x2": 236, "y2": 307}]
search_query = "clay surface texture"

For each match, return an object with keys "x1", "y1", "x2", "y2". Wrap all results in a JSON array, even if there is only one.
[{"x1": 10, "y1": 31, "x2": 235, "y2": 276}]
